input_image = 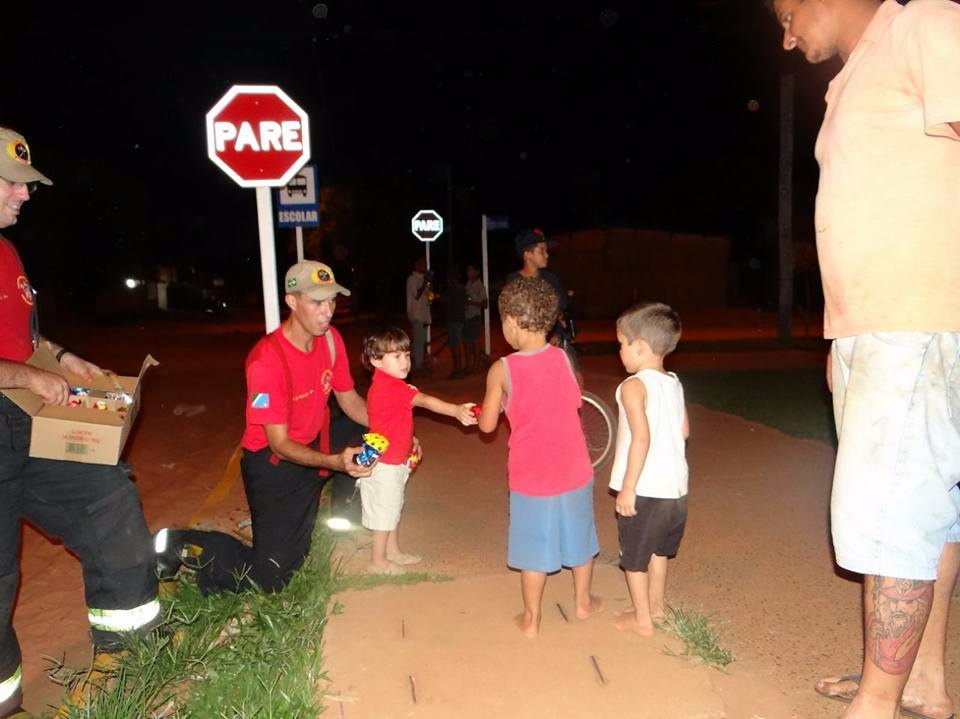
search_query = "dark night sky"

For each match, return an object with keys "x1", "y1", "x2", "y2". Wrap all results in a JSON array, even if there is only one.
[{"x1": 7, "y1": 1, "x2": 840, "y2": 310}]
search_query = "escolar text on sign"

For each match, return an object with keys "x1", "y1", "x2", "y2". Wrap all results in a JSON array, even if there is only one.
[
  {"x1": 279, "y1": 210, "x2": 319, "y2": 223},
  {"x1": 214, "y1": 121, "x2": 304, "y2": 153}
]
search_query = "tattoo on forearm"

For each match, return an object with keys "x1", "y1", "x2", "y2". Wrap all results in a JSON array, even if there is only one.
[{"x1": 866, "y1": 577, "x2": 933, "y2": 674}]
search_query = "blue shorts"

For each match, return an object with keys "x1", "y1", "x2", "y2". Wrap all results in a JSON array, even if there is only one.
[
  {"x1": 831, "y1": 332, "x2": 960, "y2": 580},
  {"x1": 508, "y1": 480, "x2": 599, "y2": 572}
]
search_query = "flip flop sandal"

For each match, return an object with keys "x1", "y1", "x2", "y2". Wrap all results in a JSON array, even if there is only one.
[
  {"x1": 901, "y1": 708, "x2": 958, "y2": 719},
  {"x1": 815, "y1": 672, "x2": 861, "y2": 703},
  {"x1": 815, "y1": 673, "x2": 956, "y2": 719}
]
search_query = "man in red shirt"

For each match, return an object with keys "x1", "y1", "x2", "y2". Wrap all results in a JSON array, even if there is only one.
[
  {"x1": 0, "y1": 127, "x2": 160, "y2": 719},
  {"x1": 160, "y1": 261, "x2": 372, "y2": 595}
]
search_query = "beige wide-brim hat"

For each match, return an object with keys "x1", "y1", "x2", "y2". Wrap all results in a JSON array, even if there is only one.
[
  {"x1": 284, "y1": 260, "x2": 351, "y2": 301},
  {"x1": 0, "y1": 127, "x2": 52, "y2": 185}
]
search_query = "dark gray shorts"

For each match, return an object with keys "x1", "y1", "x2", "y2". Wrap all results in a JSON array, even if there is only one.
[{"x1": 617, "y1": 495, "x2": 687, "y2": 572}]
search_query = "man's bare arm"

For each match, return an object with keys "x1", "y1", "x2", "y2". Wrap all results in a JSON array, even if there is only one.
[
  {"x1": 334, "y1": 388, "x2": 368, "y2": 427},
  {"x1": 0, "y1": 359, "x2": 69, "y2": 405},
  {"x1": 264, "y1": 423, "x2": 371, "y2": 477}
]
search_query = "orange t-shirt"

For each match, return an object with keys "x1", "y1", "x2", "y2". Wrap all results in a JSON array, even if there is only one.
[{"x1": 813, "y1": 0, "x2": 960, "y2": 338}]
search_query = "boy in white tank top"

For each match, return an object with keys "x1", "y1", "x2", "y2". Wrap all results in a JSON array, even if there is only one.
[{"x1": 609, "y1": 302, "x2": 689, "y2": 637}]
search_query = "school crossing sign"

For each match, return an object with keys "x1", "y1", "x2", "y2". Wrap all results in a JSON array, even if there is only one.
[
  {"x1": 411, "y1": 209, "x2": 443, "y2": 242},
  {"x1": 206, "y1": 85, "x2": 311, "y2": 188}
]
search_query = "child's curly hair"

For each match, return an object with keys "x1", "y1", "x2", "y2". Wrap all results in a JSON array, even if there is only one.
[
  {"x1": 361, "y1": 325, "x2": 411, "y2": 371},
  {"x1": 497, "y1": 275, "x2": 559, "y2": 333},
  {"x1": 616, "y1": 302, "x2": 682, "y2": 356}
]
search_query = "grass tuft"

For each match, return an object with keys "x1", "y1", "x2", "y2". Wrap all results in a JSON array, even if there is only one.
[
  {"x1": 44, "y1": 527, "x2": 455, "y2": 718},
  {"x1": 659, "y1": 605, "x2": 734, "y2": 671},
  {"x1": 47, "y1": 528, "x2": 340, "y2": 718}
]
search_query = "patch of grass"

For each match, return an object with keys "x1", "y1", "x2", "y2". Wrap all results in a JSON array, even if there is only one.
[
  {"x1": 660, "y1": 606, "x2": 734, "y2": 671},
  {"x1": 48, "y1": 529, "x2": 458, "y2": 719},
  {"x1": 51, "y1": 529, "x2": 339, "y2": 718},
  {"x1": 681, "y1": 367, "x2": 836, "y2": 445}
]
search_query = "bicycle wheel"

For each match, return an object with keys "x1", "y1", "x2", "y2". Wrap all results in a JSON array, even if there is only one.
[{"x1": 580, "y1": 390, "x2": 617, "y2": 470}]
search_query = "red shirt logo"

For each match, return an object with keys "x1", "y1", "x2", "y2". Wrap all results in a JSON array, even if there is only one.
[{"x1": 17, "y1": 275, "x2": 33, "y2": 305}]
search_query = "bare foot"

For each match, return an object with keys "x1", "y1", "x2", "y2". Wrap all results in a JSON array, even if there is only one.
[
  {"x1": 575, "y1": 595, "x2": 604, "y2": 620},
  {"x1": 386, "y1": 552, "x2": 422, "y2": 566},
  {"x1": 614, "y1": 608, "x2": 655, "y2": 636},
  {"x1": 513, "y1": 612, "x2": 540, "y2": 638},
  {"x1": 650, "y1": 605, "x2": 667, "y2": 624}
]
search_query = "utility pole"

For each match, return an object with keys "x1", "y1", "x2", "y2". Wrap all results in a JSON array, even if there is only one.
[{"x1": 778, "y1": 73, "x2": 795, "y2": 341}]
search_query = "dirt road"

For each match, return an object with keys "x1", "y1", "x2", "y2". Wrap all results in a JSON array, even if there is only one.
[{"x1": 13, "y1": 312, "x2": 958, "y2": 717}]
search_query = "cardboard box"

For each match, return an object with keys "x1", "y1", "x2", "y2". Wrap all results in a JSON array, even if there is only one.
[{"x1": 1, "y1": 347, "x2": 158, "y2": 465}]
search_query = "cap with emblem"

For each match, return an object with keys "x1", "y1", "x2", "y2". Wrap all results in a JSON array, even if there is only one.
[
  {"x1": 0, "y1": 128, "x2": 52, "y2": 186},
  {"x1": 284, "y1": 261, "x2": 351, "y2": 301}
]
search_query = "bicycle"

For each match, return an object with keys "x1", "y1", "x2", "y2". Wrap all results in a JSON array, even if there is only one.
[
  {"x1": 553, "y1": 297, "x2": 618, "y2": 470},
  {"x1": 580, "y1": 389, "x2": 617, "y2": 470}
]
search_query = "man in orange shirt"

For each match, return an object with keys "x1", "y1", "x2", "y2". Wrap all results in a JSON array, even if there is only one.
[{"x1": 770, "y1": 1, "x2": 960, "y2": 718}]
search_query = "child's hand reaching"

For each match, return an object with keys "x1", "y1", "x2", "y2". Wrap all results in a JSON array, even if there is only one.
[
  {"x1": 615, "y1": 489, "x2": 637, "y2": 517},
  {"x1": 455, "y1": 403, "x2": 480, "y2": 426}
]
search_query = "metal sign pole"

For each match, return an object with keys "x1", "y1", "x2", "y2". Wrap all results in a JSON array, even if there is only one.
[
  {"x1": 256, "y1": 187, "x2": 281, "y2": 332},
  {"x1": 481, "y1": 214, "x2": 491, "y2": 357},
  {"x1": 425, "y1": 241, "x2": 432, "y2": 357}
]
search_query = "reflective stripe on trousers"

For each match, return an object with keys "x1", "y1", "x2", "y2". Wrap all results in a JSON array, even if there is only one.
[
  {"x1": 0, "y1": 665, "x2": 20, "y2": 704},
  {"x1": 88, "y1": 599, "x2": 161, "y2": 632}
]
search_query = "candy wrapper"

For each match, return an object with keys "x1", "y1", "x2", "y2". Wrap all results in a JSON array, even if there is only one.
[
  {"x1": 68, "y1": 386, "x2": 135, "y2": 413},
  {"x1": 406, "y1": 445, "x2": 423, "y2": 471},
  {"x1": 353, "y1": 432, "x2": 389, "y2": 467}
]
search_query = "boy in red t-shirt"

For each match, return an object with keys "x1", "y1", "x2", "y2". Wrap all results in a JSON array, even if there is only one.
[{"x1": 361, "y1": 326, "x2": 478, "y2": 574}]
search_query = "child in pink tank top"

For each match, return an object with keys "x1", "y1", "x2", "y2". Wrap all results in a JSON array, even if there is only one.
[{"x1": 478, "y1": 276, "x2": 602, "y2": 637}]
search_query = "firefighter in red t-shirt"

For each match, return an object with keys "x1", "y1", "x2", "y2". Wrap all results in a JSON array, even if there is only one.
[
  {"x1": 0, "y1": 127, "x2": 161, "y2": 719},
  {"x1": 158, "y1": 261, "x2": 373, "y2": 596}
]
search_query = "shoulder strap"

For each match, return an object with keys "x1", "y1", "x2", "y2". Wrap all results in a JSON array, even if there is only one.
[{"x1": 325, "y1": 329, "x2": 336, "y2": 366}]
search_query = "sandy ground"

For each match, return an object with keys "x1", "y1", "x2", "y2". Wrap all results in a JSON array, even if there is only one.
[{"x1": 11, "y1": 310, "x2": 960, "y2": 718}]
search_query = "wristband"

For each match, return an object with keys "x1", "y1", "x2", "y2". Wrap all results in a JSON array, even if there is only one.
[{"x1": 55, "y1": 348, "x2": 69, "y2": 362}]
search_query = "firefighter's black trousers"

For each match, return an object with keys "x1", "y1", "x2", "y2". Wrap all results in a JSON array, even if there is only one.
[{"x1": 0, "y1": 395, "x2": 157, "y2": 707}]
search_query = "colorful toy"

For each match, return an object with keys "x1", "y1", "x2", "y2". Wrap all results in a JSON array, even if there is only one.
[
  {"x1": 406, "y1": 445, "x2": 422, "y2": 471},
  {"x1": 353, "y1": 432, "x2": 389, "y2": 467},
  {"x1": 471, "y1": 404, "x2": 483, "y2": 419}
]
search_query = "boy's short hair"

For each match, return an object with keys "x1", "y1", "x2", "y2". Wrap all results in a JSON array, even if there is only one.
[
  {"x1": 361, "y1": 326, "x2": 411, "y2": 371},
  {"x1": 617, "y1": 302, "x2": 682, "y2": 356},
  {"x1": 498, "y1": 276, "x2": 558, "y2": 333}
]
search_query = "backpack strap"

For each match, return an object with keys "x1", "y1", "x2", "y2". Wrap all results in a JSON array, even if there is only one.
[{"x1": 266, "y1": 332, "x2": 294, "y2": 467}]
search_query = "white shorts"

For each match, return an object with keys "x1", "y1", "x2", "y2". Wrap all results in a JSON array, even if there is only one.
[
  {"x1": 831, "y1": 332, "x2": 960, "y2": 580},
  {"x1": 357, "y1": 462, "x2": 411, "y2": 531}
]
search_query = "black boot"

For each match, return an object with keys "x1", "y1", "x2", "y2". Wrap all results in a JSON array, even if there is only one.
[{"x1": 153, "y1": 528, "x2": 200, "y2": 581}]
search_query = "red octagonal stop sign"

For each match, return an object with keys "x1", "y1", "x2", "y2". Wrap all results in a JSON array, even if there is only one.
[{"x1": 206, "y1": 85, "x2": 311, "y2": 188}]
